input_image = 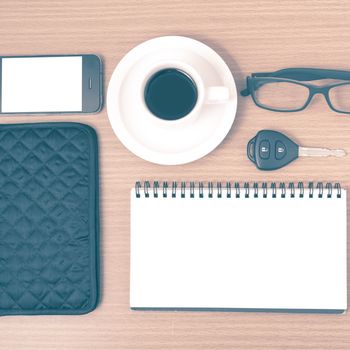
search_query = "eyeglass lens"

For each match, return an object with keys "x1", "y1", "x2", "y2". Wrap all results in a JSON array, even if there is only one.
[
  {"x1": 328, "y1": 83, "x2": 350, "y2": 113},
  {"x1": 253, "y1": 80, "x2": 309, "y2": 111},
  {"x1": 253, "y1": 78, "x2": 350, "y2": 113}
]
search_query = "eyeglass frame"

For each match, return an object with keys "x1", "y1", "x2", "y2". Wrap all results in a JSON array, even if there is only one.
[{"x1": 240, "y1": 68, "x2": 350, "y2": 114}]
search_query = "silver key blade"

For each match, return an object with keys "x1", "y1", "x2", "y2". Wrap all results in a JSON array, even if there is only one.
[{"x1": 299, "y1": 146, "x2": 347, "y2": 157}]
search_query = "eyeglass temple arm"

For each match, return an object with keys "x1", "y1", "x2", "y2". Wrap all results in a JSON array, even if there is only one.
[
  {"x1": 254, "y1": 68, "x2": 350, "y2": 81},
  {"x1": 241, "y1": 68, "x2": 350, "y2": 96}
]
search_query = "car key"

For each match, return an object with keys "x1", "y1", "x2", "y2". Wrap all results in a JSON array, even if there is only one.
[{"x1": 247, "y1": 130, "x2": 346, "y2": 170}]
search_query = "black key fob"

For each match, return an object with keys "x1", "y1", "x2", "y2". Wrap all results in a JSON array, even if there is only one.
[{"x1": 247, "y1": 130, "x2": 299, "y2": 170}]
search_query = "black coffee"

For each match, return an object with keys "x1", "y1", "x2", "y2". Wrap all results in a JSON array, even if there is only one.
[{"x1": 144, "y1": 68, "x2": 198, "y2": 121}]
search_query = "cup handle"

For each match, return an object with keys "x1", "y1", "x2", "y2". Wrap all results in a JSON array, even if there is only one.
[{"x1": 205, "y1": 86, "x2": 230, "y2": 104}]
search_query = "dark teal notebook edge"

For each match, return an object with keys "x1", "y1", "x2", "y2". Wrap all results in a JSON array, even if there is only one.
[{"x1": 130, "y1": 307, "x2": 346, "y2": 314}]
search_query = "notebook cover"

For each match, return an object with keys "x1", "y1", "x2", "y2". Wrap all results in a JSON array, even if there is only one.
[
  {"x1": 0, "y1": 122, "x2": 99, "y2": 315},
  {"x1": 130, "y1": 182, "x2": 347, "y2": 313}
]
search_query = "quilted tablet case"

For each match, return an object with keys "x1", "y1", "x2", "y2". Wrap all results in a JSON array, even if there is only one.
[{"x1": 0, "y1": 122, "x2": 99, "y2": 315}]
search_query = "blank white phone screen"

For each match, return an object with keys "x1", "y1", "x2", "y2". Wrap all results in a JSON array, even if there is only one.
[{"x1": 1, "y1": 56, "x2": 82, "y2": 113}]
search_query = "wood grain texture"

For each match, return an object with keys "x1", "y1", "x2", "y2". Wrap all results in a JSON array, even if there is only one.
[{"x1": 1, "y1": 0, "x2": 350, "y2": 349}]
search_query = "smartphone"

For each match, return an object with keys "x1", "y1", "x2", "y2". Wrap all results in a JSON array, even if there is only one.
[{"x1": 0, "y1": 54, "x2": 102, "y2": 114}]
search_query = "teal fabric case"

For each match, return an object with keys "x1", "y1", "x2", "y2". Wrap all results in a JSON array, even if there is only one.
[{"x1": 0, "y1": 122, "x2": 99, "y2": 315}]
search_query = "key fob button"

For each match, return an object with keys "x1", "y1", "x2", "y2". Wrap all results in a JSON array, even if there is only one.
[
  {"x1": 259, "y1": 140, "x2": 270, "y2": 159},
  {"x1": 275, "y1": 141, "x2": 287, "y2": 160}
]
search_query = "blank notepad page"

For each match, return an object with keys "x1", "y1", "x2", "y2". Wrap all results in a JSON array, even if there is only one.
[{"x1": 130, "y1": 183, "x2": 347, "y2": 312}]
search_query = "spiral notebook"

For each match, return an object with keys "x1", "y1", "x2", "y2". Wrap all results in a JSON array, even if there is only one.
[{"x1": 130, "y1": 181, "x2": 347, "y2": 313}]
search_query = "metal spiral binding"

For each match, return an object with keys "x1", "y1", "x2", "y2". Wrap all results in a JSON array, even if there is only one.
[
  {"x1": 316, "y1": 182, "x2": 323, "y2": 198},
  {"x1": 135, "y1": 181, "x2": 342, "y2": 198},
  {"x1": 181, "y1": 181, "x2": 186, "y2": 198},
  {"x1": 262, "y1": 182, "x2": 267, "y2": 198},
  {"x1": 190, "y1": 182, "x2": 195, "y2": 198},
  {"x1": 335, "y1": 183, "x2": 341, "y2": 198},
  {"x1": 244, "y1": 182, "x2": 249, "y2": 198},
  {"x1": 199, "y1": 182, "x2": 204, "y2": 198},
  {"x1": 163, "y1": 182, "x2": 168, "y2": 197},
  {"x1": 280, "y1": 183, "x2": 286, "y2": 198},
  {"x1": 253, "y1": 182, "x2": 259, "y2": 198},
  {"x1": 144, "y1": 181, "x2": 150, "y2": 197},
  {"x1": 288, "y1": 183, "x2": 295, "y2": 198},
  {"x1": 298, "y1": 182, "x2": 304, "y2": 198},
  {"x1": 308, "y1": 182, "x2": 313, "y2": 198},
  {"x1": 172, "y1": 181, "x2": 177, "y2": 198},
  {"x1": 217, "y1": 182, "x2": 222, "y2": 198},
  {"x1": 208, "y1": 182, "x2": 213, "y2": 198},
  {"x1": 226, "y1": 182, "x2": 231, "y2": 198},
  {"x1": 271, "y1": 182, "x2": 276, "y2": 198},
  {"x1": 153, "y1": 181, "x2": 159, "y2": 198},
  {"x1": 234, "y1": 182, "x2": 240, "y2": 198}
]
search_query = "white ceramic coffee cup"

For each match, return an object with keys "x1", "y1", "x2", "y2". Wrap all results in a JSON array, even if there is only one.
[{"x1": 140, "y1": 60, "x2": 230, "y2": 125}]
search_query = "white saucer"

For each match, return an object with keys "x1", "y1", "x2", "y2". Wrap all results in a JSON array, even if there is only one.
[{"x1": 107, "y1": 36, "x2": 237, "y2": 165}]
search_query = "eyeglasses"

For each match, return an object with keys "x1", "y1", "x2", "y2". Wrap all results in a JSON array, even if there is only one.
[{"x1": 241, "y1": 68, "x2": 350, "y2": 114}]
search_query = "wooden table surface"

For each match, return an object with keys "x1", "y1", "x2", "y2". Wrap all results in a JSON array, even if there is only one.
[{"x1": 1, "y1": 0, "x2": 350, "y2": 349}]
